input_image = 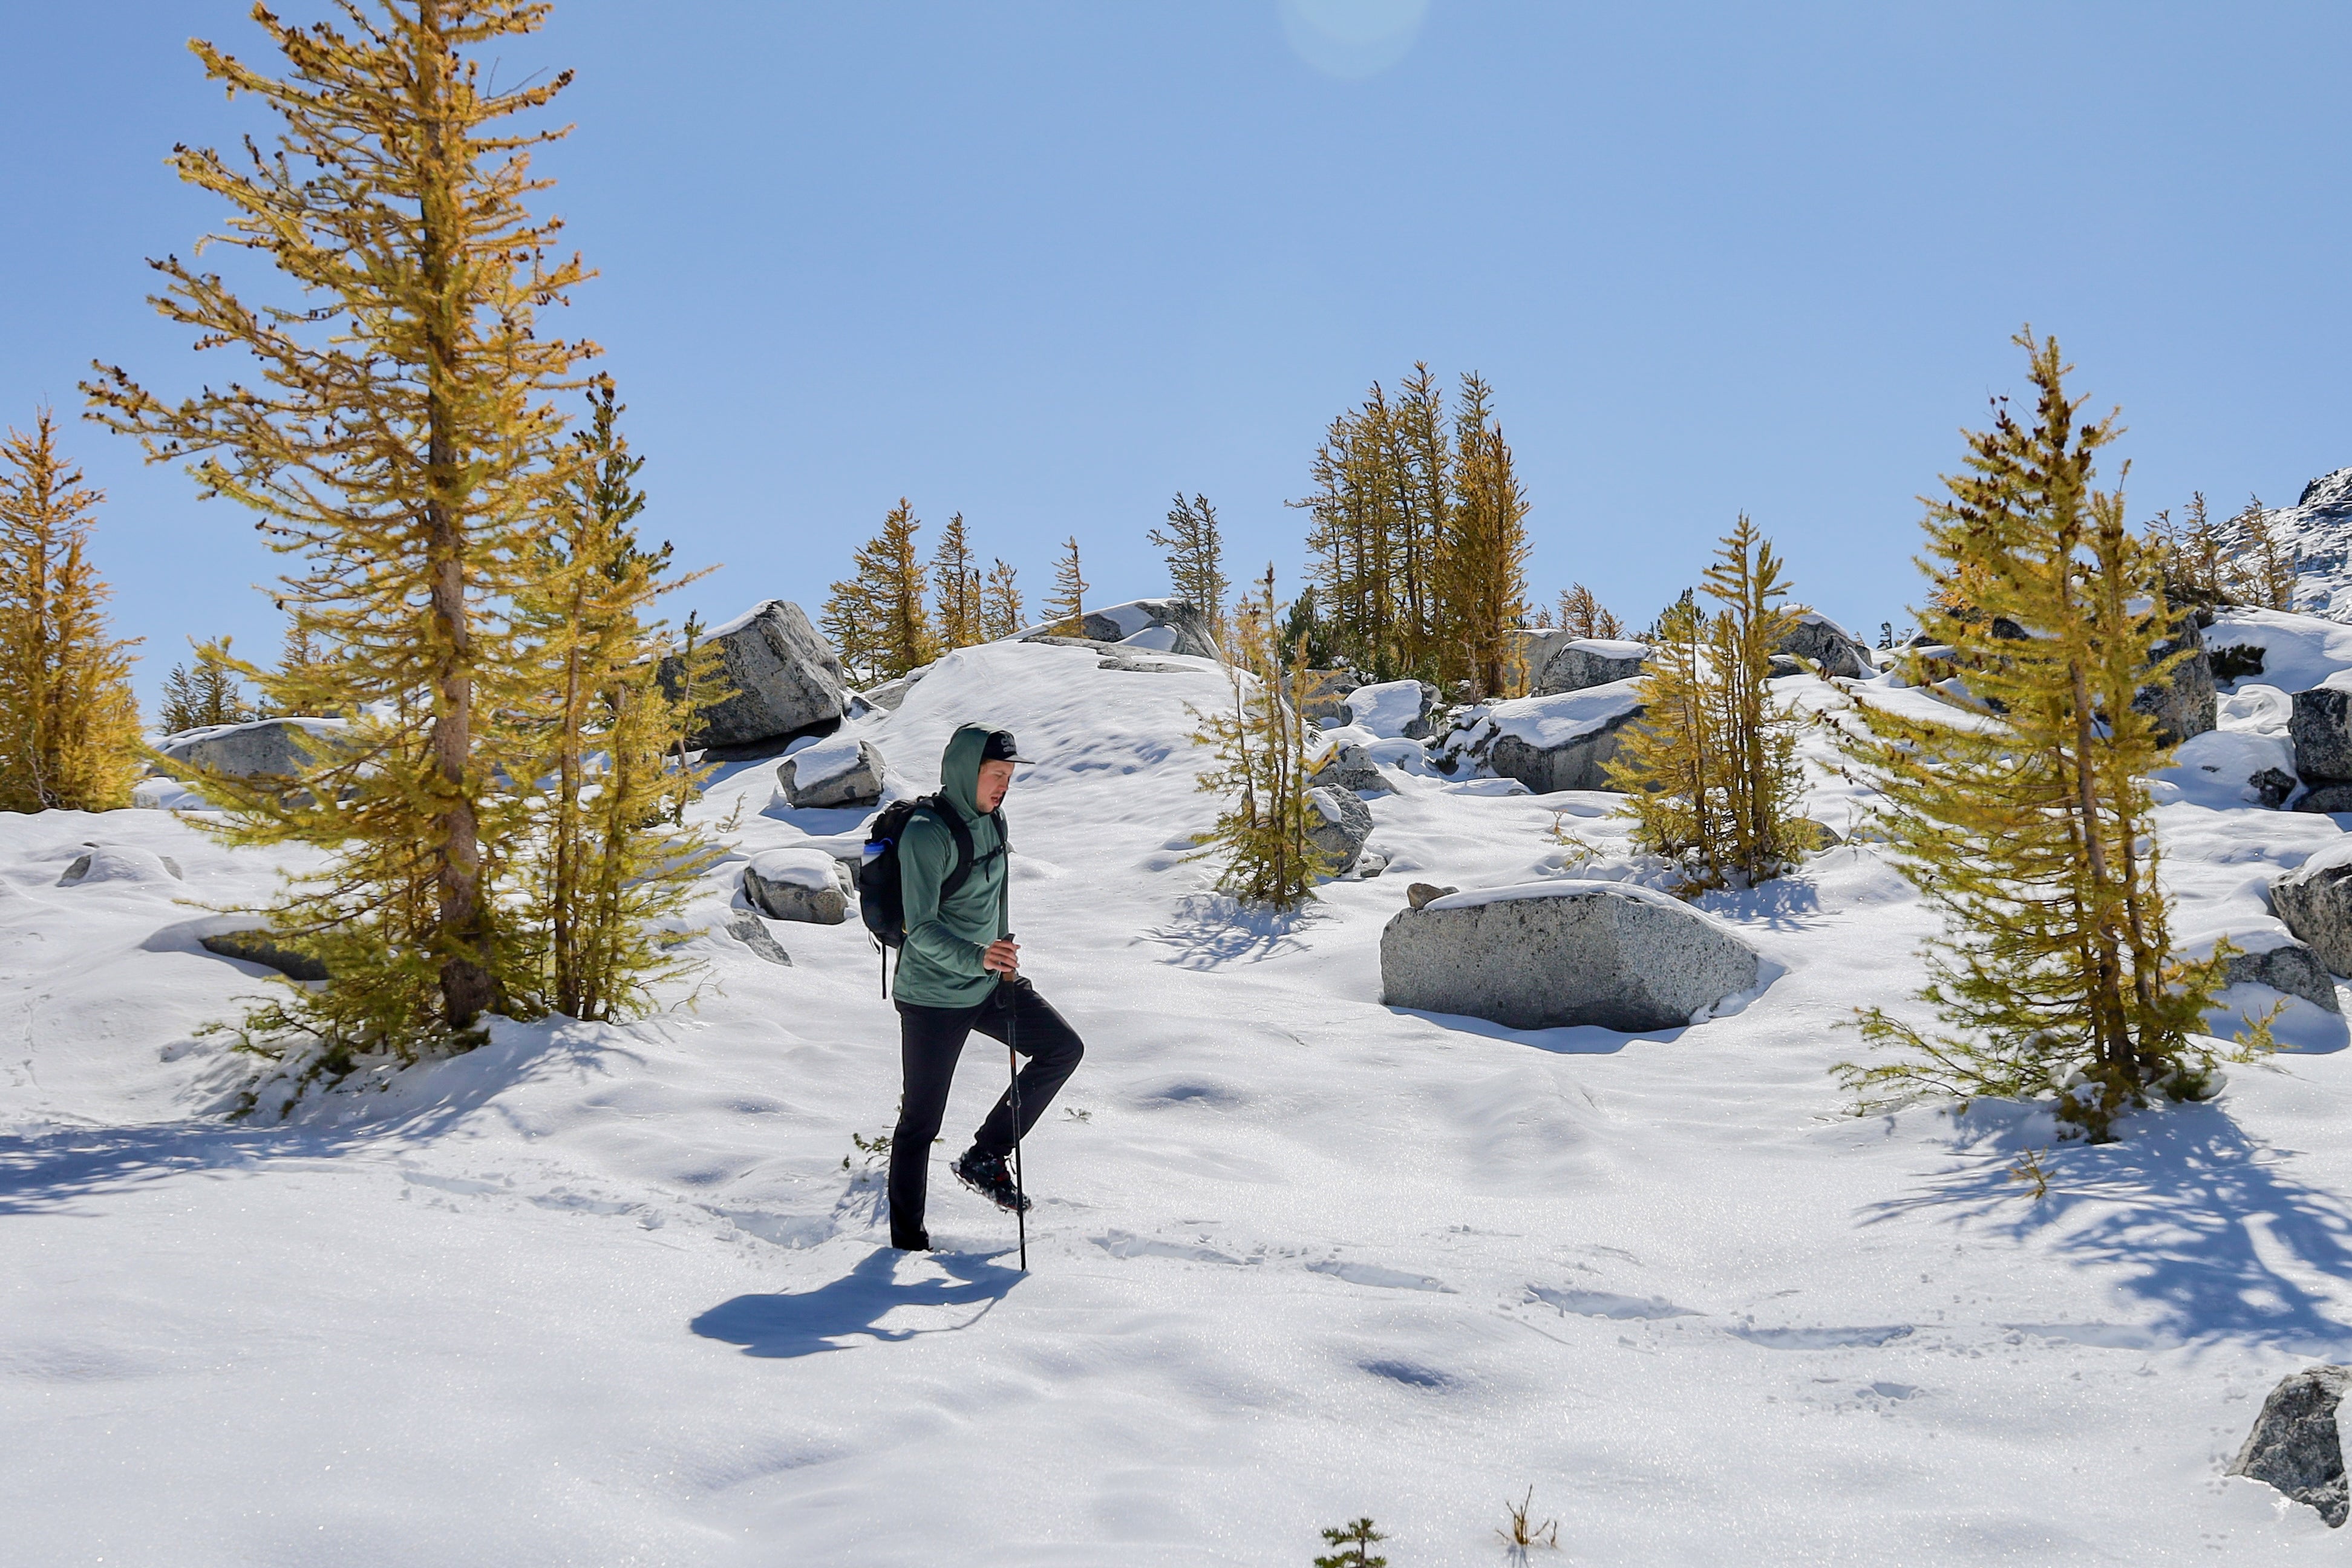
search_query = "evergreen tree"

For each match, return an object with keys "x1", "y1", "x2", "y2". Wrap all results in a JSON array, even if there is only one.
[
  {"x1": 159, "y1": 645, "x2": 255, "y2": 733},
  {"x1": 2226, "y1": 494, "x2": 2296, "y2": 611},
  {"x1": 1188, "y1": 567, "x2": 1336, "y2": 908},
  {"x1": 0, "y1": 413, "x2": 142, "y2": 812},
  {"x1": 2149, "y1": 492, "x2": 2227, "y2": 609},
  {"x1": 1437, "y1": 372, "x2": 1531, "y2": 697},
  {"x1": 1835, "y1": 332, "x2": 2229, "y2": 1139},
  {"x1": 1607, "y1": 517, "x2": 1803, "y2": 890},
  {"x1": 1045, "y1": 534, "x2": 1088, "y2": 636},
  {"x1": 1280, "y1": 586, "x2": 1339, "y2": 668},
  {"x1": 1556, "y1": 583, "x2": 1625, "y2": 640},
  {"x1": 930, "y1": 511, "x2": 983, "y2": 650},
  {"x1": 981, "y1": 557, "x2": 1025, "y2": 641},
  {"x1": 1313, "y1": 1518, "x2": 1389, "y2": 1568},
  {"x1": 825, "y1": 499, "x2": 935, "y2": 681},
  {"x1": 515, "y1": 376, "x2": 717, "y2": 1022},
  {"x1": 259, "y1": 619, "x2": 325, "y2": 716},
  {"x1": 88, "y1": 0, "x2": 594, "y2": 1047},
  {"x1": 1150, "y1": 492, "x2": 1228, "y2": 638}
]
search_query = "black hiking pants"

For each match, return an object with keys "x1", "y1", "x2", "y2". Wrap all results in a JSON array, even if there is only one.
[{"x1": 889, "y1": 978, "x2": 1084, "y2": 1246}]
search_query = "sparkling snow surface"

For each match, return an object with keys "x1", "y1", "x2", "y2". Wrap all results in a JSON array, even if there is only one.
[{"x1": 13, "y1": 635, "x2": 2352, "y2": 1563}]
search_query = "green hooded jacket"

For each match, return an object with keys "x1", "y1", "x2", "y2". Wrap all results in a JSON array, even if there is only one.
[{"x1": 892, "y1": 722, "x2": 1011, "y2": 1008}]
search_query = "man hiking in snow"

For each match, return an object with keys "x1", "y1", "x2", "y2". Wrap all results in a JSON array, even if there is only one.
[{"x1": 885, "y1": 724, "x2": 1085, "y2": 1252}]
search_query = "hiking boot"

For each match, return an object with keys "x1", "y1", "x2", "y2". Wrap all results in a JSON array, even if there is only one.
[
  {"x1": 891, "y1": 1229, "x2": 931, "y2": 1252},
  {"x1": 951, "y1": 1148, "x2": 1031, "y2": 1214}
]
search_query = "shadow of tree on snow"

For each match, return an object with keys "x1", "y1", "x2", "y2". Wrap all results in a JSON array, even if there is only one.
[
  {"x1": 1138, "y1": 892, "x2": 1321, "y2": 969},
  {"x1": 690, "y1": 1246, "x2": 1022, "y2": 1358},
  {"x1": 1863, "y1": 1099, "x2": 2352, "y2": 1351}
]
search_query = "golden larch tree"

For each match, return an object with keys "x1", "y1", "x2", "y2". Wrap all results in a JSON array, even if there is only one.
[
  {"x1": 1045, "y1": 534, "x2": 1088, "y2": 636},
  {"x1": 87, "y1": 0, "x2": 596, "y2": 1048},
  {"x1": 825, "y1": 498, "x2": 935, "y2": 681},
  {"x1": 981, "y1": 558, "x2": 1024, "y2": 640},
  {"x1": 0, "y1": 413, "x2": 142, "y2": 813},
  {"x1": 1188, "y1": 567, "x2": 1335, "y2": 909},
  {"x1": 930, "y1": 511, "x2": 983, "y2": 650}
]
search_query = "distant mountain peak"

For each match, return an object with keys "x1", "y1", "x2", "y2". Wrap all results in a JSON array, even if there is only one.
[{"x1": 2220, "y1": 468, "x2": 2352, "y2": 621}]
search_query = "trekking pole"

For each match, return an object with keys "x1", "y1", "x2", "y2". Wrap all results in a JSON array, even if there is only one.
[{"x1": 1005, "y1": 936, "x2": 1027, "y2": 1272}]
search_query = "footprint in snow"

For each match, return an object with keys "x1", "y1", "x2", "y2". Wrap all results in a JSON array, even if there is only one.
[
  {"x1": 1307, "y1": 1259, "x2": 1454, "y2": 1292},
  {"x1": 1527, "y1": 1285, "x2": 1700, "y2": 1321},
  {"x1": 1730, "y1": 1324, "x2": 1915, "y2": 1349}
]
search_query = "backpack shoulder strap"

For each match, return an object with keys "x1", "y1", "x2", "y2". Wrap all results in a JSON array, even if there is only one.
[{"x1": 919, "y1": 795, "x2": 979, "y2": 902}]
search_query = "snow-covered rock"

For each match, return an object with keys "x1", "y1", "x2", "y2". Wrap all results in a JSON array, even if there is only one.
[
  {"x1": 2206, "y1": 606, "x2": 2352, "y2": 693},
  {"x1": 2167, "y1": 730, "x2": 2299, "y2": 809},
  {"x1": 775, "y1": 735, "x2": 885, "y2": 809},
  {"x1": 1309, "y1": 742, "x2": 1388, "y2": 795},
  {"x1": 742, "y1": 847, "x2": 853, "y2": 924},
  {"x1": 2291, "y1": 682, "x2": 2352, "y2": 783},
  {"x1": 2224, "y1": 937, "x2": 2339, "y2": 1013},
  {"x1": 1304, "y1": 785, "x2": 1373, "y2": 875},
  {"x1": 1775, "y1": 612, "x2": 1872, "y2": 680},
  {"x1": 1445, "y1": 680, "x2": 1646, "y2": 794},
  {"x1": 1533, "y1": 637, "x2": 1649, "y2": 695},
  {"x1": 724, "y1": 912, "x2": 792, "y2": 966},
  {"x1": 2228, "y1": 1364, "x2": 2352, "y2": 1527},
  {"x1": 60, "y1": 846, "x2": 181, "y2": 885},
  {"x1": 1294, "y1": 668, "x2": 1363, "y2": 727},
  {"x1": 198, "y1": 928, "x2": 329, "y2": 982},
  {"x1": 1344, "y1": 679, "x2": 1439, "y2": 740},
  {"x1": 155, "y1": 716, "x2": 350, "y2": 779},
  {"x1": 661, "y1": 599, "x2": 849, "y2": 750},
  {"x1": 1076, "y1": 598, "x2": 1222, "y2": 661},
  {"x1": 1379, "y1": 880, "x2": 1762, "y2": 1031},
  {"x1": 2270, "y1": 839, "x2": 2352, "y2": 975}
]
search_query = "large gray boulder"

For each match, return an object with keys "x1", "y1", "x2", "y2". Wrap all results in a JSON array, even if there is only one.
[
  {"x1": 1450, "y1": 681, "x2": 1647, "y2": 794},
  {"x1": 742, "y1": 848, "x2": 854, "y2": 925},
  {"x1": 776, "y1": 735, "x2": 885, "y2": 809},
  {"x1": 156, "y1": 717, "x2": 350, "y2": 780},
  {"x1": 1534, "y1": 638, "x2": 1650, "y2": 695},
  {"x1": 2230, "y1": 1365, "x2": 2352, "y2": 1527},
  {"x1": 1305, "y1": 785, "x2": 1374, "y2": 875},
  {"x1": 1295, "y1": 668, "x2": 1365, "y2": 727},
  {"x1": 1077, "y1": 598, "x2": 1222, "y2": 661},
  {"x1": 2270, "y1": 842, "x2": 2352, "y2": 975},
  {"x1": 2292, "y1": 684, "x2": 2352, "y2": 783},
  {"x1": 2132, "y1": 615, "x2": 2216, "y2": 746},
  {"x1": 2226, "y1": 939, "x2": 2341, "y2": 1013},
  {"x1": 1775, "y1": 613, "x2": 1873, "y2": 680},
  {"x1": 661, "y1": 600, "x2": 849, "y2": 750},
  {"x1": 1380, "y1": 882, "x2": 1761, "y2": 1032}
]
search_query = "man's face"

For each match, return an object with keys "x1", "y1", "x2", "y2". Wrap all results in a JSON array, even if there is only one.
[{"x1": 976, "y1": 759, "x2": 1015, "y2": 812}]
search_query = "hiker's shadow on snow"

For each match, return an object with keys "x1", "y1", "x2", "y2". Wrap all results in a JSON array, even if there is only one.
[
  {"x1": 1865, "y1": 1100, "x2": 2352, "y2": 1350},
  {"x1": 1140, "y1": 892, "x2": 1317, "y2": 969},
  {"x1": 690, "y1": 1247, "x2": 1021, "y2": 1359}
]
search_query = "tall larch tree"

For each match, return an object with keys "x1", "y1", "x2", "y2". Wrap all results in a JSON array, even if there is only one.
[
  {"x1": 159, "y1": 645, "x2": 255, "y2": 733},
  {"x1": 1437, "y1": 372, "x2": 1531, "y2": 697},
  {"x1": 1150, "y1": 492, "x2": 1228, "y2": 640},
  {"x1": 981, "y1": 557, "x2": 1024, "y2": 641},
  {"x1": 825, "y1": 498, "x2": 935, "y2": 681},
  {"x1": 1555, "y1": 583, "x2": 1625, "y2": 640},
  {"x1": 87, "y1": 0, "x2": 596, "y2": 1048},
  {"x1": 1835, "y1": 331, "x2": 2229, "y2": 1139},
  {"x1": 930, "y1": 511, "x2": 983, "y2": 650},
  {"x1": 0, "y1": 413, "x2": 142, "y2": 812},
  {"x1": 516, "y1": 376, "x2": 717, "y2": 1022},
  {"x1": 1045, "y1": 535, "x2": 1088, "y2": 636},
  {"x1": 1188, "y1": 566, "x2": 1335, "y2": 909}
]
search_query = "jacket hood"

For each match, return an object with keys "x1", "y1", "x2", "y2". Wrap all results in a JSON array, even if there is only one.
[{"x1": 938, "y1": 723, "x2": 998, "y2": 823}]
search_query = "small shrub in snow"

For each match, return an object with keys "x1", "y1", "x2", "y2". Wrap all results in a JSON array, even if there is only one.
[
  {"x1": 1496, "y1": 1486, "x2": 1560, "y2": 1553},
  {"x1": 1312, "y1": 1517, "x2": 1387, "y2": 1567}
]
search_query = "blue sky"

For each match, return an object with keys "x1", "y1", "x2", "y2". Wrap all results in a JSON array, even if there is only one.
[{"x1": 5, "y1": 1, "x2": 2349, "y2": 705}]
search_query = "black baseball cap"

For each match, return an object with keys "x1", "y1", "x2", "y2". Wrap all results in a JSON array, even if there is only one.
[{"x1": 979, "y1": 730, "x2": 1030, "y2": 763}]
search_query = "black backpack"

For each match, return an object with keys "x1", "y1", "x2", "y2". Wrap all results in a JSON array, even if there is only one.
[{"x1": 858, "y1": 795, "x2": 1004, "y2": 991}]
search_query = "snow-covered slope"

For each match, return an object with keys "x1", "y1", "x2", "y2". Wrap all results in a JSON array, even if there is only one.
[{"x1": 8, "y1": 639, "x2": 2352, "y2": 1564}]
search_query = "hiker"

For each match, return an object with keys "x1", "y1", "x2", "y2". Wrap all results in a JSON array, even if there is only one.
[{"x1": 884, "y1": 724, "x2": 1085, "y2": 1252}]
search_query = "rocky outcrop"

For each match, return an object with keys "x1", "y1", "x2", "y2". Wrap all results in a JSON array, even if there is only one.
[
  {"x1": 1345, "y1": 679, "x2": 1440, "y2": 739},
  {"x1": 1775, "y1": 613, "x2": 1873, "y2": 680},
  {"x1": 1405, "y1": 882, "x2": 1458, "y2": 910},
  {"x1": 2230, "y1": 1365, "x2": 2352, "y2": 1527},
  {"x1": 2226, "y1": 939, "x2": 2339, "y2": 1013},
  {"x1": 1380, "y1": 882, "x2": 1761, "y2": 1032},
  {"x1": 725, "y1": 913, "x2": 793, "y2": 967},
  {"x1": 1310, "y1": 742, "x2": 1389, "y2": 795},
  {"x1": 2292, "y1": 685, "x2": 2352, "y2": 783},
  {"x1": 742, "y1": 848, "x2": 854, "y2": 924},
  {"x1": 1444, "y1": 681, "x2": 1646, "y2": 794},
  {"x1": 1305, "y1": 786, "x2": 1374, "y2": 875},
  {"x1": 156, "y1": 717, "x2": 350, "y2": 780},
  {"x1": 2271, "y1": 841, "x2": 2352, "y2": 975},
  {"x1": 2132, "y1": 615, "x2": 2216, "y2": 745},
  {"x1": 61, "y1": 847, "x2": 181, "y2": 884},
  {"x1": 2253, "y1": 768, "x2": 2299, "y2": 808},
  {"x1": 1534, "y1": 638, "x2": 1650, "y2": 695},
  {"x1": 776, "y1": 736, "x2": 885, "y2": 809},
  {"x1": 1073, "y1": 599, "x2": 1223, "y2": 661},
  {"x1": 661, "y1": 600, "x2": 849, "y2": 750}
]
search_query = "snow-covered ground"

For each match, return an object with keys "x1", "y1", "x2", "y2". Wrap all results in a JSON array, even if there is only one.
[{"x1": 11, "y1": 628, "x2": 2352, "y2": 1564}]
